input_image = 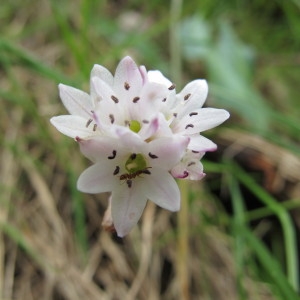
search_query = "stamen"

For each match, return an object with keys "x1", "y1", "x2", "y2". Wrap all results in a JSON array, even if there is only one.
[
  {"x1": 108, "y1": 150, "x2": 117, "y2": 159},
  {"x1": 185, "y1": 124, "x2": 194, "y2": 129},
  {"x1": 85, "y1": 118, "x2": 93, "y2": 128},
  {"x1": 130, "y1": 153, "x2": 137, "y2": 160},
  {"x1": 93, "y1": 124, "x2": 97, "y2": 131},
  {"x1": 126, "y1": 180, "x2": 132, "y2": 188},
  {"x1": 192, "y1": 150, "x2": 199, "y2": 153},
  {"x1": 132, "y1": 96, "x2": 140, "y2": 103},
  {"x1": 184, "y1": 93, "x2": 191, "y2": 101},
  {"x1": 162, "y1": 97, "x2": 167, "y2": 102},
  {"x1": 141, "y1": 169, "x2": 151, "y2": 175},
  {"x1": 142, "y1": 119, "x2": 149, "y2": 124},
  {"x1": 109, "y1": 114, "x2": 115, "y2": 124},
  {"x1": 149, "y1": 152, "x2": 158, "y2": 159},
  {"x1": 173, "y1": 113, "x2": 178, "y2": 118},
  {"x1": 189, "y1": 112, "x2": 198, "y2": 116},
  {"x1": 187, "y1": 162, "x2": 196, "y2": 167},
  {"x1": 168, "y1": 83, "x2": 176, "y2": 90},
  {"x1": 111, "y1": 95, "x2": 119, "y2": 103},
  {"x1": 124, "y1": 82, "x2": 130, "y2": 90},
  {"x1": 113, "y1": 166, "x2": 120, "y2": 175},
  {"x1": 124, "y1": 120, "x2": 130, "y2": 126}
]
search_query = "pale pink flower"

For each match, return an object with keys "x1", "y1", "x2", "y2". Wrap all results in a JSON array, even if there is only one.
[
  {"x1": 50, "y1": 56, "x2": 170, "y2": 141},
  {"x1": 50, "y1": 56, "x2": 229, "y2": 236},
  {"x1": 77, "y1": 127, "x2": 189, "y2": 237}
]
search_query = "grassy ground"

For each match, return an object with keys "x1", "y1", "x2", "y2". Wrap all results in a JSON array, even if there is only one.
[{"x1": 1, "y1": 0, "x2": 300, "y2": 299}]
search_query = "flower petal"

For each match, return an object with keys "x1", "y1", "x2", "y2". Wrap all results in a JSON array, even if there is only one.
[
  {"x1": 147, "y1": 70, "x2": 172, "y2": 87},
  {"x1": 113, "y1": 56, "x2": 143, "y2": 99},
  {"x1": 139, "y1": 65, "x2": 148, "y2": 85},
  {"x1": 176, "y1": 79, "x2": 208, "y2": 118},
  {"x1": 172, "y1": 108, "x2": 230, "y2": 134},
  {"x1": 90, "y1": 64, "x2": 114, "y2": 86},
  {"x1": 91, "y1": 77, "x2": 127, "y2": 123},
  {"x1": 137, "y1": 115, "x2": 159, "y2": 141},
  {"x1": 58, "y1": 84, "x2": 93, "y2": 117},
  {"x1": 77, "y1": 162, "x2": 117, "y2": 194},
  {"x1": 147, "y1": 135, "x2": 189, "y2": 170},
  {"x1": 111, "y1": 185, "x2": 147, "y2": 237},
  {"x1": 142, "y1": 169, "x2": 180, "y2": 211},
  {"x1": 50, "y1": 115, "x2": 95, "y2": 138},
  {"x1": 171, "y1": 159, "x2": 205, "y2": 180},
  {"x1": 114, "y1": 126, "x2": 144, "y2": 149},
  {"x1": 77, "y1": 136, "x2": 125, "y2": 162},
  {"x1": 90, "y1": 64, "x2": 114, "y2": 102},
  {"x1": 188, "y1": 135, "x2": 217, "y2": 152},
  {"x1": 187, "y1": 160, "x2": 206, "y2": 180},
  {"x1": 91, "y1": 77, "x2": 118, "y2": 102},
  {"x1": 129, "y1": 82, "x2": 169, "y2": 120}
]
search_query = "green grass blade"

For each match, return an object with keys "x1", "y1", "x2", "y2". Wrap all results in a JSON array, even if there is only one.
[
  {"x1": 230, "y1": 162, "x2": 299, "y2": 292},
  {"x1": 238, "y1": 225, "x2": 299, "y2": 299}
]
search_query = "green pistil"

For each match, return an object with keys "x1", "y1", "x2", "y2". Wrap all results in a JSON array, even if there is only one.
[
  {"x1": 129, "y1": 120, "x2": 141, "y2": 133},
  {"x1": 125, "y1": 153, "x2": 147, "y2": 173}
]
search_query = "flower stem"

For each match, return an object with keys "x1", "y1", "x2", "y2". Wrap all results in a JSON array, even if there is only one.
[{"x1": 177, "y1": 179, "x2": 190, "y2": 300}]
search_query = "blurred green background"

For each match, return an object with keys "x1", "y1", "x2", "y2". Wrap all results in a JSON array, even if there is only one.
[{"x1": 1, "y1": 0, "x2": 300, "y2": 299}]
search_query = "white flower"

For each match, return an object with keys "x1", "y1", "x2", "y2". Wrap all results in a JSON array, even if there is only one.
[
  {"x1": 50, "y1": 56, "x2": 230, "y2": 236},
  {"x1": 77, "y1": 127, "x2": 189, "y2": 237}
]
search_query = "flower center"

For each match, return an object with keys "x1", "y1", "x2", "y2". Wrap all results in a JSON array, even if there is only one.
[
  {"x1": 117, "y1": 153, "x2": 152, "y2": 188},
  {"x1": 125, "y1": 153, "x2": 147, "y2": 173},
  {"x1": 129, "y1": 120, "x2": 141, "y2": 133}
]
